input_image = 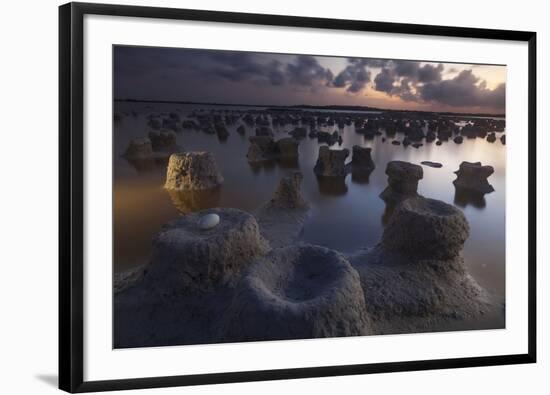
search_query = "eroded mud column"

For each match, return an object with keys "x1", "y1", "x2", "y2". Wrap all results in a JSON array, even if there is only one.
[
  {"x1": 219, "y1": 244, "x2": 372, "y2": 341},
  {"x1": 164, "y1": 152, "x2": 224, "y2": 191},
  {"x1": 148, "y1": 208, "x2": 270, "y2": 293},
  {"x1": 380, "y1": 160, "x2": 423, "y2": 204},
  {"x1": 382, "y1": 197, "x2": 470, "y2": 260},
  {"x1": 453, "y1": 161, "x2": 495, "y2": 194},
  {"x1": 267, "y1": 172, "x2": 309, "y2": 210},
  {"x1": 313, "y1": 146, "x2": 350, "y2": 177}
]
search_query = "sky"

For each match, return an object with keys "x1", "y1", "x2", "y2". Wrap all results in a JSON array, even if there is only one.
[{"x1": 114, "y1": 46, "x2": 506, "y2": 114}]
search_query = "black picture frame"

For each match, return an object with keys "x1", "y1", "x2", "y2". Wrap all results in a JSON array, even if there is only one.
[{"x1": 59, "y1": 2, "x2": 537, "y2": 392}]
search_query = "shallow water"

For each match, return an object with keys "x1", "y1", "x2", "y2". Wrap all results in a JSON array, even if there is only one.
[{"x1": 113, "y1": 102, "x2": 506, "y2": 314}]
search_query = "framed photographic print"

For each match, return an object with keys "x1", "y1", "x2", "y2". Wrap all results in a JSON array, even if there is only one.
[{"x1": 59, "y1": 2, "x2": 537, "y2": 392}]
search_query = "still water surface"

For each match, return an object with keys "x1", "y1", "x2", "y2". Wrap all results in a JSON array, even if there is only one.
[{"x1": 113, "y1": 102, "x2": 506, "y2": 309}]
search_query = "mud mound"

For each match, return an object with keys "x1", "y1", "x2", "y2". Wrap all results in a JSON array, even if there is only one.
[
  {"x1": 148, "y1": 208, "x2": 269, "y2": 293},
  {"x1": 380, "y1": 160, "x2": 423, "y2": 204},
  {"x1": 219, "y1": 244, "x2": 372, "y2": 341},
  {"x1": 382, "y1": 197, "x2": 469, "y2": 260},
  {"x1": 453, "y1": 161, "x2": 495, "y2": 194},
  {"x1": 164, "y1": 152, "x2": 223, "y2": 191}
]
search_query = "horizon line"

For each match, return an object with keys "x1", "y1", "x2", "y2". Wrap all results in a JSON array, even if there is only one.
[{"x1": 114, "y1": 98, "x2": 505, "y2": 118}]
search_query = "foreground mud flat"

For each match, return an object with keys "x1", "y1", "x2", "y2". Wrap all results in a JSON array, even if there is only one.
[{"x1": 114, "y1": 160, "x2": 501, "y2": 348}]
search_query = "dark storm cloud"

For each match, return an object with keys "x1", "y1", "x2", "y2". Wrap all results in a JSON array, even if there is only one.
[
  {"x1": 420, "y1": 69, "x2": 505, "y2": 108},
  {"x1": 266, "y1": 61, "x2": 286, "y2": 85},
  {"x1": 371, "y1": 61, "x2": 504, "y2": 110},
  {"x1": 286, "y1": 55, "x2": 334, "y2": 88},
  {"x1": 381, "y1": 60, "x2": 444, "y2": 82},
  {"x1": 115, "y1": 46, "x2": 287, "y2": 87},
  {"x1": 418, "y1": 63, "x2": 444, "y2": 83},
  {"x1": 206, "y1": 53, "x2": 285, "y2": 86},
  {"x1": 374, "y1": 68, "x2": 396, "y2": 93},
  {"x1": 333, "y1": 58, "x2": 372, "y2": 93},
  {"x1": 209, "y1": 52, "x2": 267, "y2": 81},
  {"x1": 332, "y1": 71, "x2": 349, "y2": 87},
  {"x1": 392, "y1": 78, "x2": 417, "y2": 102},
  {"x1": 373, "y1": 61, "x2": 426, "y2": 95},
  {"x1": 114, "y1": 47, "x2": 338, "y2": 102},
  {"x1": 393, "y1": 60, "x2": 419, "y2": 78}
]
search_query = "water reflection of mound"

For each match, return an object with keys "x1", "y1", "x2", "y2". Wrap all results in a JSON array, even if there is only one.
[
  {"x1": 248, "y1": 157, "x2": 300, "y2": 174},
  {"x1": 453, "y1": 187, "x2": 487, "y2": 209},
  {"x1": 124, "y1": 156, "x2": 169, "y2": 173},
  {"x1": 316, "y1": 175, "x2": 348, "y2": 196},
  {"x1": 278, "y1": 156, "x2": 300, "y2": 169},
  {"x1": 167, "y1": 187, "x2": 221, "y2": 214},
  {"x1": 351, "y1": 168, "x2": 374, "y2": 184},
  {"x1": 248, "y1": 160, "x2": 276, "y2": 175},
  {"x1": 217, "y1": 133, "x2": 229, "y2": 143}
]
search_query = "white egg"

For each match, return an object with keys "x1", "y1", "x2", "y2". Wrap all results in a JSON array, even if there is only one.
[{"x1": 198, "y1": 213, "x2": 220, "y2": 230}]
